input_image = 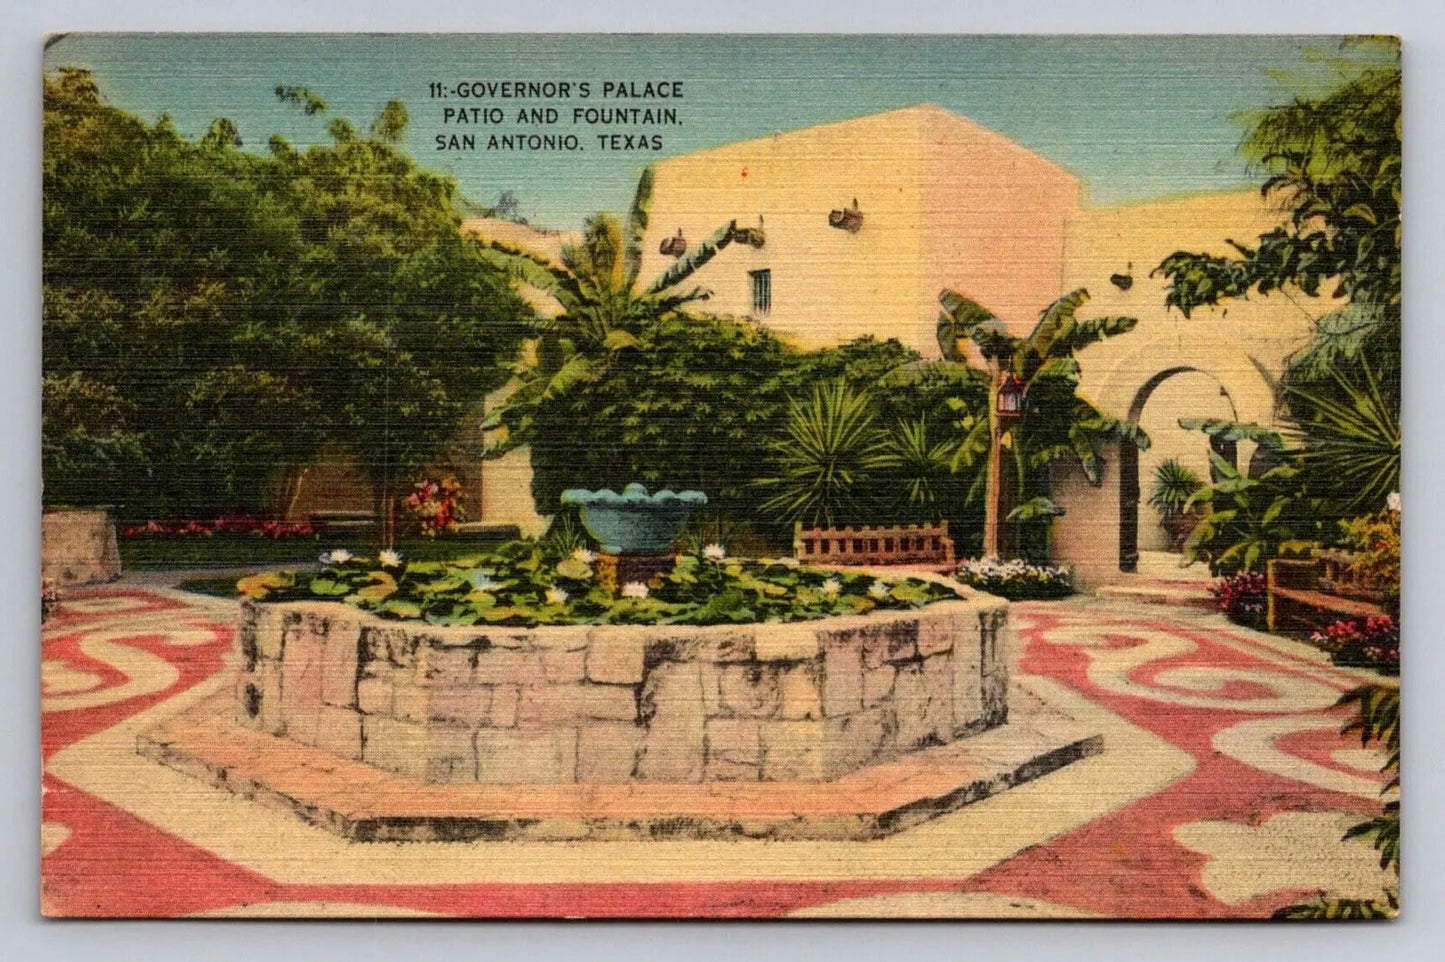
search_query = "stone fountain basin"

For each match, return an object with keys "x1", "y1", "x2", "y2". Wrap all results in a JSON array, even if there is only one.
[{"x1": 229, "y1": 593, "x2": 1011, "y2": 785}]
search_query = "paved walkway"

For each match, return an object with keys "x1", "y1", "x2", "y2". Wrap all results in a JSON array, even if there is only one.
[{"x1": 40, "y1": 586, "x2": 1395, "y2": 918}]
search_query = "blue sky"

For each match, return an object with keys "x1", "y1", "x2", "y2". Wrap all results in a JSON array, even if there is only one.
[{"x1": 46, "y1": 33, "x2": 1353, "y2": 228}]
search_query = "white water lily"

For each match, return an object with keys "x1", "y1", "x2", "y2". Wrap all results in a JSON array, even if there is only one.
[
  {"x1": 820, "y1": 578, "x2": 842, "y2": 598},
  {"x1": 1387, "y1": 491, "x2": 1401, "y2": 513},
  {"x1": 465, "y1": 570, "x2": 501, "y2": 592},
  {"x1": 572, "y1": 547, "x2": 596, "y2": 564},
  {"x1": 620, "y1": 581, "x2": 650, "y2": 599},
  {"x1": 868, "y1": 580, "x2": 891, "y2": 600},
  {"x1": 703, "y1": 543, "x2": 727, "y2": 561},
  {"x1": 545, "y1": 586, "x2": 570, "y2": 605},
  {"x1": 378, "y1": 548, "x2": 403, "y2": 568},
  {"x1": 773, "y1": 556, "x2": 801, "y2": 568},
  {"x1": 318, "y1": 548, "x2": 353, "y2": 565}
]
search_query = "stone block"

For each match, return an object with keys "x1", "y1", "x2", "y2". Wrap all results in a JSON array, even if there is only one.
[
  {"x1": 488, "y1": 685, "x2": 519, "y2": 727},
  {"x1": 881, "y1": 620, "x2": 919, "y2": 663},
  {"x1": 392, "y1": 683, "x2": 428, "y2": 724},
  {"x1": 577, "y1": 722, "x2": 642, "y2": 782},
  {"x1": 859, "y1": 627, "x2": 889, "y2": 671},
  {"x1": 278, "y1": 626, "x2": 323, "y2": 718},
  {"x1": 821, "y1": 638, "x2": 863, "y2": 717},
  {"x1": 254, "y1": 609, "x2": 287, "y2": 661},
  {"x1": 699, "y1": 664, "x2": 723, "y2": 715},
  {"x1": 704, "y1": 717, "x2": 762, "y2": 777},
  {"x1": 585, "y1": 633, "x2": 646, "y2": 685},
  {"x1": 417, "y1": 645, "x2": 477, "y2": 687},
  {"x1": 717, "y1": 663, "x2": 781, "y2": 718},
  {"x1": 893, "y1": 655, "x2": 953, "y2": 750},
  {"x1": 529, "y1": 625, "x2": 590, "y2": 652},
  {"x1": 760, "y1": 719, "x2": 825, "y2": 781},
  {"x1": 320, "y1": 621, "x2": 361, "y2": 708},
  {"x1": 475, "y1": 728, "x2": 577, "y2": 784},
  {"x1": 916, "y1": 612, "x2": 959, "y2": 657},
  {"x1": 471, "y1": 649, "x2": 543, "y2": 686},
  {"x1": 777, "y1": 661, "x2": 822, "y2": 720},
  {"x1": 824, "y1": 705, "x2": 891, "y2": 775},
  {"x1": 752, "y1": 623, "x2": 819, "y2": 662},
  {"x1": 311, "y1": 704, "x2": 364, "y2": 760},
  {"x1": 356, "y1": 676, "x2": 394, "y2": 716},
  {"x1": 540, "y1": 648, "x2": 586, "y2": 683},
  {"x1": 636, "y1": 663, "x2": 705, "y2": 782},
  {"x1": 425, "y1": 685, "x2": 493, "y2": 727},
  {"x1": 862, "y1": 664, "x2": 896, "y2": 706},
  {"x1": 516, "y1": 685, "x2": 582, "y2": 727},
  {"x1": 982, "y1": 669, "x2": 1008, "y2": 727},
  {"x1": 951, "y1": 628, "x2": 984, "y2": 730},
  {"x1": 362, "y1": 715, "x2": 476, "y2": 782}
]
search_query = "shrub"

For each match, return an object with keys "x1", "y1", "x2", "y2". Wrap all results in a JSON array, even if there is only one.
[
  {"x1": 1309, "y1": 616, "x2": 1399, "y2": 674},
  {"x1": 1212, "y1": 571, "x2": 1266, "y2": 628},
  {"x1": 955, "y1": 556, "x2": 1072, "y2": 600},
  {"x1": 1336, "y1": 501, "x2": 1400, "y2": 607}
]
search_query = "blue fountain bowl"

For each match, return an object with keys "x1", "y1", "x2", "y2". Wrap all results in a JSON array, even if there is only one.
[{"x1": 559, "y1": 483, "x2": 707, "y2": 555}]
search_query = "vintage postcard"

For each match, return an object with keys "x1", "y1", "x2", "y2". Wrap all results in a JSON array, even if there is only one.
[{"x1": 40, "y1": 34, "x2": 1401, "y2": 919}]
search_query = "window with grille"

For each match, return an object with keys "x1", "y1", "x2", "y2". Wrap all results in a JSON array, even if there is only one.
[{"x1": 749, "y1": 268, "x2": 772, "y2": 314}]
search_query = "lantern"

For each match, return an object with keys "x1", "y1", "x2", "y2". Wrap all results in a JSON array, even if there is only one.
[{"x1": 996, "y1": 374, "x2": 1026, "y2": 418}]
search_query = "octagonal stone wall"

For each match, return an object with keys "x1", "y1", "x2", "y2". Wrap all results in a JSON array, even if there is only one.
[{"x1": 233, "y1": 593, "x2": 1011, "y2": 785}]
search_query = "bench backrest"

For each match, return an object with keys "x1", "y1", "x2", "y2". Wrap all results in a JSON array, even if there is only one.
[{"x1": 793, "y1": 522, "x2": 955, "y2": 567}]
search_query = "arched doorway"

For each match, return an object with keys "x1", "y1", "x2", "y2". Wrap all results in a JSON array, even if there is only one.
[{"x1": 1118, "y1": 367, "x2": 1239, "y2": 572}]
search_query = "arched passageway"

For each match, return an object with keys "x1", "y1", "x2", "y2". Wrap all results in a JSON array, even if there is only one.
[{"x1": 1117, "y1": 367, "x2": 1238, "y2": 572}]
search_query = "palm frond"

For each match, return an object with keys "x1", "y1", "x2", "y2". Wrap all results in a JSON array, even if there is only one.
[
  {"x1": 623, "y1": 165, "x2": 654, "y2": 289},
  {"x1": 644, "y1": 221, "x2": 735, "y2": 295}
]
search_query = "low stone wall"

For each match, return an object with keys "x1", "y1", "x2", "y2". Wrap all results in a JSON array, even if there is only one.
[
  {"x1": 42, "y1": 509, "x2": 121, "y2": 587},
  {"x1": 234, "y1": 593, "x2": 1011, "y2": 785}
]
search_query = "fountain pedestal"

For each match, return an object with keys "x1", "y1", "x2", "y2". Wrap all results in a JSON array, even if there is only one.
[{"x1": 594, "y1": 553, "x2": 674, "y2": 592}]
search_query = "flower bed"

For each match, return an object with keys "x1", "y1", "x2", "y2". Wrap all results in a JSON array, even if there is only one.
[
  {"x1": 122, "y1": 515, "x2": 317, "y2": 540},
  {"x1": 955, "y1": 557, "x2": 1072, "y2": 601},
  {"x1": 237, "y1": 541, "x2": 963, "y2": 628},
  {"x1": 1309, "y1": 616, "x2": 1400, "y2": 675},
  {"x1": 1213, "y1": 571, "x2": 1267, "y2": 629}
]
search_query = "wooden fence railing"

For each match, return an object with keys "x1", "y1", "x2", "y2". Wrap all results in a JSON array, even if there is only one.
[{"x1": 793, "y1": 522, "x2": 955, "y2": 569}]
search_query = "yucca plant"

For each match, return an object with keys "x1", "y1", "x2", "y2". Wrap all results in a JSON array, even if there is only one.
[
  {"x1": 757, "y1": 379, "x2": 885, "y2": 526},
  {"x1": 867, "y1": 417, "x2": 961, "y2": 521},
  {"x1": 1288, "y1": 361, "x2": 1400, "y2": 514}
]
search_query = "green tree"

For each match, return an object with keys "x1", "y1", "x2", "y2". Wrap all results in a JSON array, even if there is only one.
[
  {"x1": 479, "y1": 166, "x2": 752, "y2": 469},
  {"x1": 1154, "y1": 41, "x2": 1400, "y2": 522},
  {"x1": 43, "y1": 68, "x2": 530, "y2": 532},
  {"x1": 935, "y1": 288, "x2": 1149, "y2": 560}
]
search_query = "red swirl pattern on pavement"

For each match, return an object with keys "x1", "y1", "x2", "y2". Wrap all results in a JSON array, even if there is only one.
[{"x1": 41, "y1": 590, "x2": 1390, "y2": 918}]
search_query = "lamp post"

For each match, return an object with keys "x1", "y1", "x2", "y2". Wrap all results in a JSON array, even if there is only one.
[{"x1": 983, "y1": 348, "x2": 1025, "y2": 559}]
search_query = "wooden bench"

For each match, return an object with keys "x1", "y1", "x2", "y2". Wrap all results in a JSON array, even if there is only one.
[
  {"x1": 308, "y1": 510, "x2": 380, "y2": 535},
  {"x1": 793, "y1": 522, "x2": 955, "y2": 572},
  {"x1": 1266, "y1": 557, "x2": 1387, "y2": 634}
]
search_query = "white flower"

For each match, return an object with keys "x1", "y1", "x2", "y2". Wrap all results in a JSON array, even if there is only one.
[
  {"x1": 773, "y1": 556, "x2": 801, "y2": 568},
  {"x1": 868, "y1": 580, "x2": 891, "y2": 600},
  {"x1": 620, "y1": 581, "x2": 650, "y2": 599},
  {"x1": 1387, "y1": 491, "x2": 1401, "y2": 513},
  {"x1": 820, "y1": 578, "x2": 842, "y2": 598},
  {"x1": 465, "y1": 570, "x2": 501, "y2": 591},
  {"x1": 572, "y1": 547, "x2": 596, "y2": 564},
  {"x1": 703, "y1": 543, "x2": 727, "y2": 561},
  {"x1": 319, "y1": 548, "x2": 353, "y2": 565},
  {"x1": 378, "y1": 548, "x2": 403, "y2": 568},
  {"x1": 545, "y1": 586, "x2": 570, "y2": 605}
]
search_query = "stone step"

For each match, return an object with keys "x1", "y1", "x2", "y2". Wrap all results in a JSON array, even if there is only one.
[
  {"x1": 1095, "y1": 582, "x2": 1218, "y2": 610},
  {"x1": 138, "y1": 691, "x2": 1102, "y2": 844}
]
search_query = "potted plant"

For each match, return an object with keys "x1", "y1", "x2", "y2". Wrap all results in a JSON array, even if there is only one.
[{"x1": 1148, "y1": 458, "x2": 1204, "y2": 551}]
